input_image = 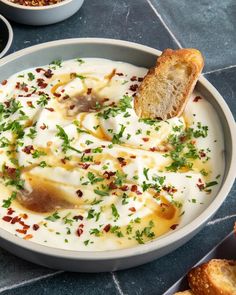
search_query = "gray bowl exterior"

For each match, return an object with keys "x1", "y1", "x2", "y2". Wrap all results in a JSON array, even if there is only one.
[
  {"x1": 0, "y1": 0, "x2": 84, "y2": 26},
  {"x1": 0, "y1": 39, "x2": 235, "y2": 272},
  {"x1": 0, "y1": 14, "x2": 13, "y2": 58}
]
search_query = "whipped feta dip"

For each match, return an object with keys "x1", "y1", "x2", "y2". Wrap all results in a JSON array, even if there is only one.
[{"x1": 0, "y1": 58, "x2": 224, "y2": 251}]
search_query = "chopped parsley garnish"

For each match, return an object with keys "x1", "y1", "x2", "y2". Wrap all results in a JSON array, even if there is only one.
[
  {"x1": 27, "y1": 127, "x2": 37, "y2": 139},
  {"x1": 56, "y1": 125, "x2": 81, "y2": 154},
  {"x1": 143, "y1": 168, "x2": 149, "y2": 180},
  {"x1": 2, "y1": 191, "x2": 17, "y2": 208},
  {"x1": 94, "y1": 189, "x2": 109, "y2": 196},
  {"x1": 98, "y1": 95, "x2": 132, "y2": 119},
  {"x1": 45, "y1": 211, "x2": 60, "y2": 222},
  {"x1": 89, "y1": 228, "x2": 101, "y2": 237},
  {"x1": 111, "y1": 204, "x2": 120, "y2": 221},
  {"x1": 87, "y1": 172, "x2": 104, "y2": 184},
  {"x1": 112, "y1": 124, "x2": 126, "y2": 144},
  {"x1": 205, "y1": 181, "x2": 218, "y2": 188},
  {"x1": 50, "y1": 59, "x2": 62, "y2": 68},
  {"x1": 37, "y1": 94, "x2": 49, "y2": 107},
  {"x1": 27, "y1": 72, "x2": 35, "y2": 81}
]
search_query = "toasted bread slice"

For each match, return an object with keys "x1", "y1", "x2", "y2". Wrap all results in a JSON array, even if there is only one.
[
  {"x1": 188, "y1": 259, "x2": 236, "y2": 295},
  {"x1": 134, "y1": 48, "x2": 204, "y2": 120},
  {"x1": 174, "y1": 290, "x2": 195, "y2": 294}
]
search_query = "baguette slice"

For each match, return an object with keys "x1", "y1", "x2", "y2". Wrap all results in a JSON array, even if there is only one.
[
  {"x1": 188, "y1": 259, "x2": 236, "y2": 295},
  {"x1": 134, "y1": 48, "x2": 204, "y2": 120},
  {"x1": 174, "y1": 290, "x2": 195, "y2": 294}
]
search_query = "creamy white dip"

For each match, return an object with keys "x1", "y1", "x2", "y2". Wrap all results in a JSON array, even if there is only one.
[{"x1": 0, "y1": 58, "x2": 224, "y2": 250}]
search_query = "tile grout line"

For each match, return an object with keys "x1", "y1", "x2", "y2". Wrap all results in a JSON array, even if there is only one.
[
  {"x1": 111, "y1": 272, "x2": 125, "y2": 295},
  {"x1": 206, "y1": 214, "x2": 236, "y2": 226},
  {"x1": 203, "y1": 64, "x2": 236, "y2": 75},
  {"x1": 146, "y1": 0, "x2": 182, "y2": 48},
  {"x1": 0, "y1": 270, "x2": 64, "y2": 293}
]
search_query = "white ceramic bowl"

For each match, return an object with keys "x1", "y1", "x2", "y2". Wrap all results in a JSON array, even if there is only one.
[
  {"x1": 0, "y1": 0, "x2": 84, "y2": 25},
  {"x1": 0, "y1": 14, "x2": 13, "y2": 58},
  {"x1": 0, "y1": 38, "x2": 235, "y2": 272}
]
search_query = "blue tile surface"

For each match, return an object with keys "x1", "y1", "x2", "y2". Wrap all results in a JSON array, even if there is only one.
[
  {"x1": 151, "y1": 0, "x2": 236, "y2": 72},
  {"x1": 0, "y1": 0, "x2": 235, "y2": 294},
  {"x1": 9, "y1": 0, "x2": 178, "y2": 55}
]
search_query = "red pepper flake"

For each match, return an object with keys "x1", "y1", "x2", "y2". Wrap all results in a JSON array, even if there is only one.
[
  {"x1": 61, "y1": 158, "x2": 66, "y2": 164},
  {"x1": 103, "y1": 224, "x2": 111, "y2": 232},
  {"x1": 24, "y1": 234, "x2": 33, "y2": 240},
  {"x1": 117, "y1": 157, "x2": 127, "y2": 167},
  {"x1": 142, "y1": 137, "x2": 149, "y2": 142},
  {"x1": 116, "y1": 72, "x2": 124, "y2": 76},
  {"x1": 193, "y1": 96, "x2": 202, "y2": 102},
  {"x1": 11, "y1": 216, "x2": 21, "y2": 224},
  {"x1": 108, "y1": 182, "x2": 118, "y2": 190},
  {"x1": 7, "y1": 208, "x2": 15, "y2": 215},
  {"x1": 130, "y1": 155, "x2": 136, "y2": 159},
  {"x1": 1, "y1": 79, "x2": 7, "y2": 85},
  {"x1": 37, "y1": 78, "x2": 48, "y2": 89},
  {"x1": 23, "y1": 224, "x2": 30, "y2": 230},
  {"x1": 79, "y1": 224, "x2": 84, "y2": 228},
  {"x1": 22, "y1": 145, "x2": 34, "y2": 154},
  {"x1": 180, "y1": 135, "x2": 186, "y2": 142},
  {"x1": 45, "y1": 107, "x2": 54, "y2": 112},
  {"x1": 150, "y1": 147, "x2": 157, "y2": 152},
  {"x1": 76, "y1": 189, "x2": 83, "y2": 197},
  {"x1": 79, "y1": 163, "x2": 90, "y2": 170},
  {"x1": 197, "y1": 183, "x2": 205, "y2": 191},
  {"x1": 16, "y1": 229, "x2": 27, "y2": 234},
  {"x1": 4, "y1": 165, "x2": 16, "y2": 177},
  {"x1": 129, "y1": 207, "x2": 136, "y2": 212},
  {"x1": 131, "y1": 185, "x2": 138, "y2": 192},
  {"x1": 170, "y1": 224, "x2": 179, "y2": 230},
  {"x1": 87, "y1": 88, "x2": 92, "y2": 95},
  {"x1": 120, "y1": 185, "x2": 129, "y2": 191},
  {"x1": 19, "y1": 220, "x2": 26, "y2": 226},
  {"x1": 130, "y1": 76, "x2": 137, "y2": 81},
  {"x1": 36, "y1": 68, "x2": 45, "y2": 73},
  {"x1": 4, "y1": 101, "x2": 10, "y2": 108},
  {"x1": 26, "y1": 101, "x2": 34, "y2": 108},
  {"x1": 63, "y1": 95, "x2": 70, "y2": 100},
  {"x1": 76, "y1": 228, "x2": 83, "y2": 237},
  {"x1": 129, "y1": 84, "x2": 139, "y2": 92},
  {"x1": 103, "y1": 171, "x2": 116, "y2": 179},
  {"x1": 53, "y1": 92, "x2": 61, "y2": 98},
  {"x1": 73, "y1": 215, "x2": 83, "y2": 221},
  {"x1": 138, "y1": 77, "x2": 144, "y2": 82},
  {"x1": 2, "y1": 216, "x2": 12, "y2": 222},
  {"x1": 44, "y1": 69, "x2": 53, "y2": 78},
  {"x1": 33, "y1": 224, "x2": 39, "y2": 231},
  {"x1": 21, "y1": 213, "x2": 28, "y2": 219},
  {"x1": 84, "y1": 148, "x2": 91, "y2": 154},
  {"x1": 163, "y1": 186, "x2": 177, "y2": 193},
  {"x1": 40, "y1": 123, "x2": 47, "y2": 130},
  {"x1": 69, "y1": 105, "x2": 75, "y2": 110},
  {"x1": 199, "y1": 151, "x2": 206, "y2": 157}
]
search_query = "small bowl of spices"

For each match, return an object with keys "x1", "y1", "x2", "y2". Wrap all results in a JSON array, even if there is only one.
[
  {"x1": 0, "y1": 14, "x2": 13, "y2": 58},
  {"x1": 0, "y1": 0, "x2": 84, "y2": 26}
]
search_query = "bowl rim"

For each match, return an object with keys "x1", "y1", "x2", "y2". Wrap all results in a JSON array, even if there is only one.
[
  {"x1": 0, "y1": 14, "x2": 13, "y2": 58},
  {"x1": 0, "y1": 0, "x2": 75, "y2": 10},
  {"x1": 0, "y1": 38, "x2": 235, "y2": 261}
]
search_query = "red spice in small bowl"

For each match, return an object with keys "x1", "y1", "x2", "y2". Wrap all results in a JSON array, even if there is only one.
[{"x1": 9, "y1": 0, "x2": 64, "y2": 6}]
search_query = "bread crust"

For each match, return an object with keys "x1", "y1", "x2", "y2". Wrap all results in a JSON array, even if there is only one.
[
  {"x1": 134, "y1": 48, "x2": 204, "y2": 120},
  {"x1": 187, "y1": 259, "x2": 236, "y2": 295},
  {"x1": 174, "y1": 290, "x2": 195, "y2": 295}
]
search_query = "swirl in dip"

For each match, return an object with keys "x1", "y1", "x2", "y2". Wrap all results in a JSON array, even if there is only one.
[{"x1": 0, "y1": 58, "x2": 224, "y2": 250}]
